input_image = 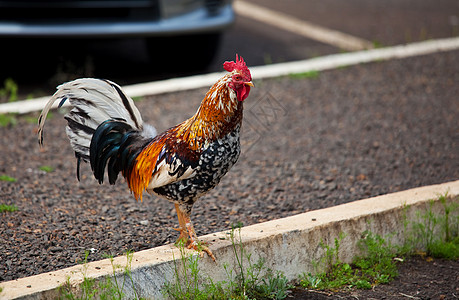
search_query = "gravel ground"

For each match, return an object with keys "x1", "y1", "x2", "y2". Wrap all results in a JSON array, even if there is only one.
[{"x1": 1, "y1": 50, "x2": 458, "y2": 284}]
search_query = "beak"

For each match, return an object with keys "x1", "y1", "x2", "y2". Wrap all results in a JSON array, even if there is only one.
[{"x1": 245, "y1": 81, "x2": 254, "y2": 87}]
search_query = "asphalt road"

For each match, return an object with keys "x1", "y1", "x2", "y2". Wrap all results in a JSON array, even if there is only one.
[{"x1": 0, "y1": 0, "x2": 457, "y2": 97}]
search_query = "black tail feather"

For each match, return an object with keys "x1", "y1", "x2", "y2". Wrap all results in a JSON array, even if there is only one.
[
  {"x1": 90, "y1": 120, "x2": 149, "y2": 185},
  {"x1": 76, "y1": 155, "x2": 82, "y2": 181}
]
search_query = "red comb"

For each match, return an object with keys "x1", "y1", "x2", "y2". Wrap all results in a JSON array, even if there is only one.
[{"x1": 223, "y1": 54, "x2": 250, "y2": 77}]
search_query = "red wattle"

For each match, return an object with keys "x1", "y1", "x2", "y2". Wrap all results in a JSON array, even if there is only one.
[{"x1": 237, "y1": 86, "x2": 250, "y2": 102}]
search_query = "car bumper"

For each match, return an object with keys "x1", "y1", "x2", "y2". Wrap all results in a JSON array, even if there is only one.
[{"x1": 0, "y1": 4, "x2": 234, "y2": 38}]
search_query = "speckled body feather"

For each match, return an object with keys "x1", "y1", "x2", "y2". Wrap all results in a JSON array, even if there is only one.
[{"x1": 151, "y1": 123, "x2": 241, "y2": 213}]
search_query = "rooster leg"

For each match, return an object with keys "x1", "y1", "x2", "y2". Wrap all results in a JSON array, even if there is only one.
[
  {"x1": 174, "y1": 203, "x2": 189, "y2": 243},
  {"x1": 174, "y1": 204, "x2": 216, "y2": 262}
]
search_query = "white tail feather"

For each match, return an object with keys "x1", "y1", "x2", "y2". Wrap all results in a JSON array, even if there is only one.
[{"x1": 38, "y1": 78, "x2": 156, "y2": 160}]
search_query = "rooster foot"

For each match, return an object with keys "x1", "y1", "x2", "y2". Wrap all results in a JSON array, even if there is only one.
[
  {"x1": 172, "y1": 227, "x2": 189, "y2": 243},
  {"x1": 185, "y1": 238, "x2": 216, "y2": 261},
  {"x1": 174, "y1": 203, "x2": 216, "y2": 262},
  {"x1": 173, "y1": 229, "x2": 216, "y2": 261}
]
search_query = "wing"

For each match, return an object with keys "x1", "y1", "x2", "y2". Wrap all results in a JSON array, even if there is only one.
[{"x1": 125, "y1": 129, "x2": 200, "y2": 201}]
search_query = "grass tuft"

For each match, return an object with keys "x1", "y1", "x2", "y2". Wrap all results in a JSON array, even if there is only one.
[
  {"x1": 0, "y1": 175, "x2": 17, "y2": 182},
  {"x1": 300, "y1": 232, "x2": 399, "y2": 291},
  {"x1": 0, "y1": 204, "x2": 18, "y2": 213},
  {"x1": 39, "y1": 165, "x2": 55, "y2": 173},
  {"x1": 289, "y1": 70, "x2": 320, "y2": 79},
  {"x1": 403, "y1": 193, "x2": 459, "y2": 260},
  {"x1": 132, "y1": 96, "x2": 143, "y2": 102},
  {"x1": 353, "y1": 231, "x2": 399, "y2": 285},
  {"x1": 59, "y1": 250, "x2": 144, "y2": 300},
  {"x1": 0, "y1": 114, "x2": 18, "y2": 127},
  {"x1": 0, "y1": 78, "x2": 18, "y2": 102}
]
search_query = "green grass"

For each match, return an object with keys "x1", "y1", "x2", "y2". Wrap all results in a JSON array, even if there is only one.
[
  {"x1": 353, "y1": 231, "x2": 399, "y2": 285},
  {"x1": 372, "y1": 40, "x2": 384, "y2": 48},
  {"x1": 226, "y1": 222, "x2": 293, "y2": 299},
  {"x1": 289, "y1": 70, "x2": 320, "y2": 79},
  {"x1": 101, "y1": 250, "x2": 143, "y2": 300},
  {"x1": 39, "y1": 165, "x2": 55, "y2": 173},
  {"x1": 162, "y1": 241, "x2": 225, "y2": 299},
  {"x1": 301, "y1": 193, "x2": 458, "y2": 293},
  {"x1": 403, "y1": 193, "x2": 459, "y2": 260},
  {"x1": 162, "y1": 223, "x2": 293, "y2": 300},
  {"x1": 0, "y1": 110, "x2": 47, "y2": 129},
  {"x1": 0, "y1": 114, "x2": 18, "y2": 127},
  {"x1": 0, "y1": 78, "x2": 18, "y2": 103},
  {"x1": 59, "y1": 250, "x2": 144, "y2": 300},
  {"x1": 299, "y1": 231, "x2": 399, "y2": 291},
  {"x1": 0, "y1": 175, "x2": 17, "y2": 182},
  {"x1": 0, "y1": 204, "x2": 18, "y2": 213},
  {"x1": 23, "y1": 114, "x2": 40, "y2": 124}
]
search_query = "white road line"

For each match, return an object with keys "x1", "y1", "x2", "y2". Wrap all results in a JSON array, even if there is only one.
[
  {"x1": 1, "y1": 37, "x2": 459, "y2": 115},
  {"x1": 249, "y1": 37, "x2": 459, "y2": 79},
  {"x1": 233, "y1": 0, "x2": 374, "y2": 51}
]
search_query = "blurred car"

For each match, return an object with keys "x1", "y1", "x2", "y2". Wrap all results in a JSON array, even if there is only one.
[{"x1": 0, "y1": 0, "x2": 234, "y2": 68}]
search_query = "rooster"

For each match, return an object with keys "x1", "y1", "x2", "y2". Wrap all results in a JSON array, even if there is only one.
[{"x1": 37, "y1": 55, "x2": 253, "y2": 260}]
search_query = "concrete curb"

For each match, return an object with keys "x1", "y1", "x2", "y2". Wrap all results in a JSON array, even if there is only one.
[
  {"x1": 1, "y1": 37, "x2": 459, "y2": 115},
  {"x1": 1, "y1": 180, "x2": 458, "y2": 299}
]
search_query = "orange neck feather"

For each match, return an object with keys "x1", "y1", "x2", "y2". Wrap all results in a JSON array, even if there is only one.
[{"x1": 175, "y1": 75, "x2": 242, "y2": 151}]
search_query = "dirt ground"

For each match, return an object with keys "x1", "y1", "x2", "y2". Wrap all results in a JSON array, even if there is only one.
[
  {"x1": 291, "y1": 256, "x2": 459, "y2": 299},
  {"x1": 1, "y1": 50, "x2": 458, "y2": 298}
]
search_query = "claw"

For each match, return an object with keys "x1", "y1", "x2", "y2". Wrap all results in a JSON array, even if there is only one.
[
  {"x1": 184, "y1": 238, "x2": 216, "y2": 262},
  {"x1": 195, "y1": 244, "x2": 216, "y2": 262}
]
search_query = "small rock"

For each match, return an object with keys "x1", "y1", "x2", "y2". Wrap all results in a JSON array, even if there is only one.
[
  {"x1": 101, "y1": 206, "x2": 110, "y2": 214},
  {"x1": 139, "y1": 220, "x2": 149, "y2": 226}
]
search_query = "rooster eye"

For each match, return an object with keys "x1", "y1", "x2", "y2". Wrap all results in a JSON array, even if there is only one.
[{"x1": 234, "y1": 75, "x2": 242, "y2": 81}]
